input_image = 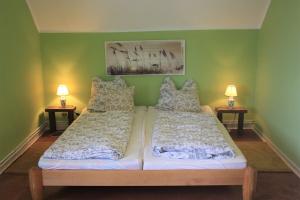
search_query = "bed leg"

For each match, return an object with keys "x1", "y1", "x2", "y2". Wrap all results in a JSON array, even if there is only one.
[
  {"x1": 29, "y1": 167, "x2": 43, "y2": 200},
  {"x1": 242, "y1": 167, "x2": 257, "y2": 200}
]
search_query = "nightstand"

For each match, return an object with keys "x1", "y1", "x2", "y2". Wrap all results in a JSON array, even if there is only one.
[
  {"x1": 215, "y1": 106, "x2": 248, "y2": 135},
  {"x1": 45, "y1": 105, "x2": 76, "y2": 132}
]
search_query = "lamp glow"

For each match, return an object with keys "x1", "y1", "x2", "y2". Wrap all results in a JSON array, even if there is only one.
[
  {"x1": 225, "y1": 85, "x2": 237, "y2": 108},
  {"x1": 56, "y1": 84, "x2": 69, "y2": 107}
]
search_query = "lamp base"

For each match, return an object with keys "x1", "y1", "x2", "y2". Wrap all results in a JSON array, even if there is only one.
[
  {"x1": 228, "y1": 98, "x2": 235, "y2": 108},
  {"x1": 60, "y1": 99, "x2": 66, "y2": 107}
]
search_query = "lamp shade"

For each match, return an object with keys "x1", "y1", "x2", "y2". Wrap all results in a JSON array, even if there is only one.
[
  {"x1": 56, "y1": 84, "x2": 69, "y2": 96},
  {"x1": 225, "y1": 85, "x2": 237, "y2": 97}
]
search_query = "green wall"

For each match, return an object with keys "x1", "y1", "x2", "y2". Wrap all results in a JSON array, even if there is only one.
[
  {"x1": 0, "y1": 0, "x2": 44, "y2": 161},
  {"x1": 41, "y1": 30, "x2": 258, "y2": 118},
  {"x1": 256, "y1": 0, "x2": 300, "y2": 166}
]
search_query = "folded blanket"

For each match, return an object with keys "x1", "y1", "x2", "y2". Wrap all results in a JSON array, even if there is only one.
[
  {"x1": 42, "y1": 110, "x2": 133, "y2": 160},
  {"x1": 152, "y1": 110, "x2": 235, "y2": 159}
]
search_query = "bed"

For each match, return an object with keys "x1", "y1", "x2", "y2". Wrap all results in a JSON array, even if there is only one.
[{"x1": 29, "y1": 105, "x2": 256, "y2": 200}]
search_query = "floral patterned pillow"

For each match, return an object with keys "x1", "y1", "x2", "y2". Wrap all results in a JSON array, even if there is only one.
[
  {"x1": 173, "y1": 89, "x2": 201, "y2": 112},
  {"x1": 99, "y1": 86, "x2": 135, "y2": 112},
  {"x1": 156, "y1": 77, "x2": 176, "y2": 110},
  {"x1": 90, "y1": 76, "x2": 127, "y2": 98},
  {"x1": 156, "y1": 77, "x2": 201, "y2": 112},
  {"x1": 87, "y1": 77, "x2": 134, "y2": 112}
]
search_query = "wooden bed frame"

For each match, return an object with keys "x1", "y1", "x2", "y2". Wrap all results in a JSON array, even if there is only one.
[{"x1": 29, "y1": 166, "x2": 256, "y2": 200}]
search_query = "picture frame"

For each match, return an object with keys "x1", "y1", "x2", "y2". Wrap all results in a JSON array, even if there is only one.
[{"x1": 105, "y1": 40, "x2": 185, "y2": 75}]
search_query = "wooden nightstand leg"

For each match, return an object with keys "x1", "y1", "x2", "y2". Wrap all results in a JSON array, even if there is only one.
[
  {"x1": 217, "y1": 112, "x2": 223, "y2": 123},
  {"x1": 237, "y1": 113, "x2": 244, "y2": 135},
  {"x1": 48, "y1": 111, "x2": 56, "y2": 132},
  {"x1": 68, "y1": 111, "x2": 74, "y2": 125}
]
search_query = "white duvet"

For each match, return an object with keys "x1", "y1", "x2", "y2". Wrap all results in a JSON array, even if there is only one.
[
  {"x1": 152, "y1": 110, "x2": 235, "y2": 159},
  {"x1": 42, "y1": 110, "x2": 133, "y2": 160}
]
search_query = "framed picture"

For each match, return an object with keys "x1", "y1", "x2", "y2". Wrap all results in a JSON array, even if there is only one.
[{"x1": 105, "y1": 40, "x2": 185, "y2": 75}]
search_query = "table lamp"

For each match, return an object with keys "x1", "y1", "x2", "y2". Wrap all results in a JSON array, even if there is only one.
[
  {"x1": 57, "y1": 84, "x2": 69, "y2": 107},
  {"x1": 225, "y1": 85, "x2": 237, "y2": 108}
]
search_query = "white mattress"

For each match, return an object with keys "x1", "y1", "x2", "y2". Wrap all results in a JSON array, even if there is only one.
[
  {"x1": 38, "y1": 106, "x2": 146, "y2": 170},
  {"x1": 143, "y1": 106, "x2": 247, "y2": 170}
]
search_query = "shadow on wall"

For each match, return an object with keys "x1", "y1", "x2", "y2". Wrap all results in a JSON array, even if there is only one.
[{"x1": 38, "y1": 112, "x2": 45, "y2": 126}]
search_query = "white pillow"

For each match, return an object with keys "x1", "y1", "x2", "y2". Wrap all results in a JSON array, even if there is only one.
[
  {"x1": 156, "y1": 77, "x2": 176, "y2": 110},
  {"x1": 98, "y1": 86, "x2": 135, "y2": 112},
  {"x1": 156, "y1": 77, "x2": 201, "y2": 112},
  {"x1": 90, "y1": 76, "x2": 127, "y2": 97},
  {"x1": 87, "y1": 77, "x2": 134, "y2": 112}
]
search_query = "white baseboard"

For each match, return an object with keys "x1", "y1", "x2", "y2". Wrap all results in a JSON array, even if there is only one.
[
  {"x1": 0, "y1": 122, "x2": 47, "y2": 174},
  {"x1": 253, "y1": 126, "x2": 300, "y2": 178}
]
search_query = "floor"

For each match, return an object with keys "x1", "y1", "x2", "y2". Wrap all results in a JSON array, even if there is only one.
[
  {"x1": 230, "y1": 130, "x2": 291, "y2": 172},
  {"x1": 1, "y1": 129, "x2": 300, "y2": 200}
]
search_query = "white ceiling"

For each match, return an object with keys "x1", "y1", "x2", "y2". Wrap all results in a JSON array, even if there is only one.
[{"x1": 26, "y1": 0, "x2": 271, "y2": 33}]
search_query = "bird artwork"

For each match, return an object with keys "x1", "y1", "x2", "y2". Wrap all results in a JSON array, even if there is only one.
[{"x1": 106, "y1": 40, "x2": 185, "y2": 75}]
